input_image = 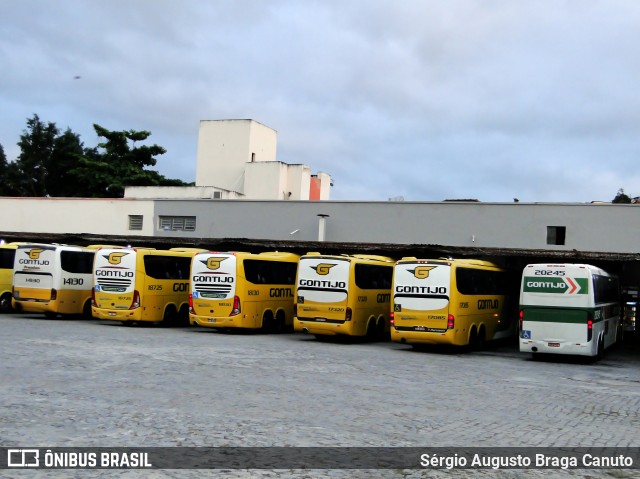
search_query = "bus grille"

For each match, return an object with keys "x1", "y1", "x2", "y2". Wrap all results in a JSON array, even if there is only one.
[
  {"x1": 195, "y1": 284, "x2": 232, "y2": 295},
  {"x1": 97, "y1": 277, "x2": 132, "y2": 292}
]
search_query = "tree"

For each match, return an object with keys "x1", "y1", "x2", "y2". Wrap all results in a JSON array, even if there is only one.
[
  {"x1": 14, "y1": 114, "x2": 59, "y2": 196},
  {"x1": 0, "y1": 143, "x2": 8, "y2": 196},
  {"x1": 3, "y1": 116, "x2": 189, "y2": 197},
  {"x1": 612, "y1": 188, "x2": 632, "y2": 204},
  {"x1": 0, "y1": 143, "x2": 23, "y2": 196},
  {"x1": 72, "y1": 124, "x2": 189, "y2": 197},
  {"x1": 46, "y1": 129, "x2": 86, "y2": 197},
  {"x1": 0, "y1": 143, "x2": 6, "y2": 186},
  {"x1": 7, "y1": 114, "x2": 86, "y2": 197}
]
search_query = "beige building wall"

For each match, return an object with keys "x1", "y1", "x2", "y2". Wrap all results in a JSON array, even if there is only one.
[
  {"x1": 244, "y1": 162, "x2": 287, "y2": 199},
  {"x1": 316, "y1": 172, "x2": 332, "y2": 200},
  {"x1": 195, "y1": 119, "x2": 277, "y2": 192},
  {"x1": 243, "y1": 162, "x2": 313, "y2": 200},
  {"x1": 0, "y1": 197, "x2": 155, "y2": 236},
  {"x1": 125, "y1": 186, "x2": 244, "y2": 200},
  {"x1": 285, "y1": 164, "x2": 312, "y2": 200}
]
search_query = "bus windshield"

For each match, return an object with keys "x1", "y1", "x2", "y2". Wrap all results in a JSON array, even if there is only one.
[{"x1": 393, "y1": 261, "x2": 451, "y2": 311}]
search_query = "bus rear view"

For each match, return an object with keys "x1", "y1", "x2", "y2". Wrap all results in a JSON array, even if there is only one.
[
  {"x1": 391, "y1": 258, "x2": 509, "y2": 348},
  {"x1": 391, "y1": 259, "x2": 455, "y2": 345},
  {"x1": 519, "y1": 263, "x2": 621, "y2": 359},
  {"x1": 294, "y1": 254, "x2": 393, "y2": 339}
]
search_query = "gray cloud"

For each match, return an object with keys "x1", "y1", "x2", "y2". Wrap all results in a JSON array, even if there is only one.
[{"x1": 1, "y1": 0, "x2": 639, "y2": 202}]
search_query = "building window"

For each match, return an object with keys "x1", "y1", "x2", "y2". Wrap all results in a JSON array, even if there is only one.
[
  {"x1": 129, "y1": 215, "x2": 143, "y2": 230},
  {"x1": 159, "y1": 216, "x2": 196, "y2": 232},
  {"x1": 547, "y1": 226, "x2": 566, "y2": 245}
]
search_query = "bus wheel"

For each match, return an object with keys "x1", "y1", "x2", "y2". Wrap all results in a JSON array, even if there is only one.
[
  {"x1": 178, "y1": 305, "x2": 190, "y2": 327},
  {"x1": 274, "y1": 311, "x2": 286, "y2": 333},
  {"x1": 262, "y1": 311, "x2": 275, "y2": 333},
  {"x1": 476, "y1": 326, "x2": 486, "y2": 350},
  {"x1": 0, "y1": 293, "x2": 12, "y2": 313},
  {"x1": 162, "y1": 306, "x2": 178, "y2": 327},
  {"x1": 376, "y1": 318, "x2": 387, "y2": 341},
  {"x1": 82, "y1": 300, "x2": 93, "y2": 320},
  {"x1": 366, "y1": 319, "x2": 377, "y2": 341},
  {"x1": 595, "y1": 336, "x2": 605, "y2": 361},
  {"x1": 468, "y1": 327, "x2": 478, "y2": 351}
]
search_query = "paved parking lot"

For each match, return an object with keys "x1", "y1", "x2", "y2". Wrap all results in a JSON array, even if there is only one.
[{"x1": 1, "y1": 313, "x2": 639, "y2": 478}]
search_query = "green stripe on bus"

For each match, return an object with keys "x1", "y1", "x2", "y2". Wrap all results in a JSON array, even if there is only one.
[
  {"x1": 521, "y1": 307, "x2": 596, "y2": 324},
  {"x1": 522, "y1": 277, "x2": 588, "y2": 294}
]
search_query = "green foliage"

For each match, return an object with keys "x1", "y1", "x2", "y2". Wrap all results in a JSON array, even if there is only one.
[
  {"x1": 71, "y1": 124, "x2": 188, "y2": 197},
  {"x1": 13, "y1": 114, "x2": 62, "y2": 196},
  {"x1": 612, "y1": 188, "x2": 632, "y2": 204},
  {"x1": 0, "y1": 115, "x2": 190, "y2": 198}
]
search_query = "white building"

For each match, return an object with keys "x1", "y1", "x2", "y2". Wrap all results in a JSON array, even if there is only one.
[{"x1": 126, "y1": 119, "x2": 332, "y2": 201}]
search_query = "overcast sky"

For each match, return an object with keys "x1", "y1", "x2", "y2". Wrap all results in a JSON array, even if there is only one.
[{"x1": 1, "y1": 1, "x2": 639, "y2": 202}]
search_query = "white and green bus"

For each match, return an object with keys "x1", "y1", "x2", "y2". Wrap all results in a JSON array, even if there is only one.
[{"x1": 519, "y1": 263, "x2": 622, "y2": 359}]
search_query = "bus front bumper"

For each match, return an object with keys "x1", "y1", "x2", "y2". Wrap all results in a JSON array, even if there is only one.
[
  {"x1": 92, "y1": 307, "x2": 143, "y2": 322},
  {"x1": 391, "y1": 327, "x2": 464, "y2": 346},
  {"x1": 294, "y1": 317, "x2": 350, "y2": 336},
  {"x1": 190, "y1": 314, "x2": 240, "y2": 328},
  {"x1": 520, "y1": 339, "x2": 594, "y2": 356},
  {"x1": 13, "y1": 299, "x2": 53, "y2": 314}
]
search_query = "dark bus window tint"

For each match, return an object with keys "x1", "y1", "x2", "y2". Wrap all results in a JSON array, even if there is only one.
[
  {"x1": 593, "y1": 274, "x2": 619, "y2": 304},
  {"x1": 143, "y1": 255, "x2": 191, "y2": 280},
  {"x1": 0, "y1": 249, "x2": 15, "y2": 269},
  {"x1": 60, "y1": 251, "x2": 95, "y2": 274},
  {"x1": 456, "y1": 268, "x2": 506, "y2": 295},
  {"x1": 354, "y1": 263, "x2": 393, "y2": 290},
  {"x1": 243, "y1": 260, "x2": 297, "y2": 285}
]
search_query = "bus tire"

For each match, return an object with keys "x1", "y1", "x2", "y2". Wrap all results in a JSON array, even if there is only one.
[
  {"x1": 366, "y1": 318, "x2": 377, "y2": 341},
  {"x1": 162, "y1": 306, "x2": 178, "y2": 327},
  {"x1": 375, "y1": 317, "x2": 387, "y2": 341},
  {"x1": 476, "y1": 326, "x2": 486, "y2": 350},
  {"x1": 0, "y1": 293, "x2": 12, "y2": 313},
  {"x1": 261, "y1": 311, "x2": 275, "y2": 333},
  {"x1": 468, "y1": 327, "x2": 478, "y2": 350},
  {"x1": 596, "y1": 336, "x2": 605, "y2": 361},
  {"x1": 275, "y1": 310, "x2": 286, "y2": 333},
  {"x1": 178, "y1": 304, "x2": 190, "y2": 327},
  {"x1": 82, "y1": 300, "x2": 93, "y2": 320}
]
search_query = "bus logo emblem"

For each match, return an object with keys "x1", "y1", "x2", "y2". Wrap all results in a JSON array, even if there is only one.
[
  {"x1": 203, "y1": 257, "x2": 227, "y2": 270},
  {"x1": 410, "y1": 266, "x2": 436, "y2": 279},
  {"x1": 105, "y1": 252, "x2": 129, "y2": 265},
  {"x1": 27, "y1": 249, "x2": 44, "y2": 260},
  {"x1": 312, "y1": 263, "x2": 336, "y2": 275}
]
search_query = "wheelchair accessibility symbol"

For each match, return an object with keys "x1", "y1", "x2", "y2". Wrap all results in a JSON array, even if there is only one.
[{"x1": 521, "y1": 330, "x2": 531, "y2": 339}]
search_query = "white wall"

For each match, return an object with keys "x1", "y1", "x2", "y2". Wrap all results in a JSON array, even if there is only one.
[
  {"x1": 125, "y1": 186, "x2": 244, "y2": 200},
  {"x1": 0, "y1": 197, "x2": 155, "y2": 236},
  {"x1": 2, "y1": 198, "x2": 640, "y2": 254},
  {"x1": 316, "y1": 172, "x2": 332, "y2": 200},
  {"x1": 244, "y1": 162, "x2": 287, "y2": 199},
  {"x1": 285, "y1": 164, "x2": 311, "y2": 200},
  {"x1": 195, "y1": 119, "x2": 277, "y2": 192}
]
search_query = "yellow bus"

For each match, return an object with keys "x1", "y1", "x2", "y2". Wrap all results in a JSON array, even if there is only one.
[
  {"x1": 92, "y1": 247, "x2": 204, "y2": 325},
  {"x1": 12, "y1": 243, "x2": 99, "y2": 318},
  {"x1": 0, "y1": 242, "x2": 22, "y2": 313},
  {"x1": 391, "y1": 258, "x2": 512, "y2": 348},
  {"x1": 294, "y1": 253, "x2": 394, "y2": 339},
  {"x1": 189, "y1": 251, "x2": 299, "y2": 331}
]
